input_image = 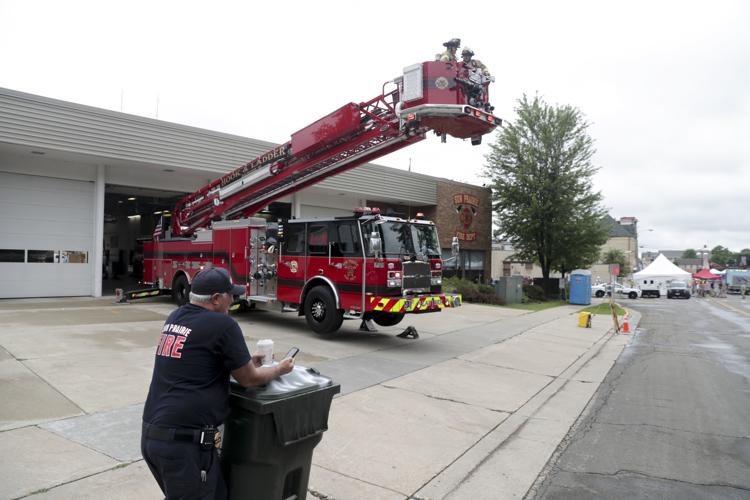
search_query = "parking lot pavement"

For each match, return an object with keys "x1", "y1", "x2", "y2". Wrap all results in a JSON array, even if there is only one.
[{"x1": 0, "y1": 297, "x2": 632, "y2": 499}]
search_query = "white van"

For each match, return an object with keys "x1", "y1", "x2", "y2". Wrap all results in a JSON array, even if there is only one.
[{"x1": 640, "y1": 279, "x2": 661, "y2": 298}]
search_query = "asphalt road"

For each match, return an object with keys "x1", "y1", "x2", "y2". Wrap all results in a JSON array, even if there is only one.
[{"x1": 532, "y1": 295, "x2": 750, "y2": 500}]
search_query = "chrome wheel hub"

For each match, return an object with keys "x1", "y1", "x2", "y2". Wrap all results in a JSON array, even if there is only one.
[{"x1": 312, "y1": 301, "x2": 325, "y2": 320}]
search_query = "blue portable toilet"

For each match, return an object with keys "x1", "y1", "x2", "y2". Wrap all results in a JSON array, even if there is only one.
[{"x1": 569, "y1": 269, "x2": 592, "y2": 305}]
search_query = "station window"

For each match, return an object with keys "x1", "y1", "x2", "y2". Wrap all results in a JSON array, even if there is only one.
[
  {"x1": 466, "y1": 250, "x2": 485, "y2": 270},
  {"x1": 59, "y1": 251, "x2": 88, "y2": 263},
  {"x1": 440, "y1": 249, "x2": 484, "y2": 270},
  {"x1": 28, "y1": 250, "x2": 55, "y2": 263},
  {"x1": 0, "y1": 249, "x2": 25, "y2": 262},
  {"x1": 3, "y1": 249, "x2": 89, "y2": 264},
  {"x1": 441, "y1": 248, "x2": 457, "y2": 269}
]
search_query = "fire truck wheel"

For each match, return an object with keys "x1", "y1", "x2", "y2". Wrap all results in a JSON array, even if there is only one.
[
  {"x1": 373, "y1": 312, "x2": 405, "y2": 327},
  {"x1": 304, "y1": 286, "x2": 343, "y2": 335},
  {"x1": 172, "y1": 274, "x2": 190, "y2": 306}
]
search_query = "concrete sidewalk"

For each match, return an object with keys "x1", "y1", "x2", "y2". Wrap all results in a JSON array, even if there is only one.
[
  {"x1": 309, "y1": 308, "x2": 635, "y2": 499},
  {"x1": 0, "y1": 298, "x2": 637, "y2": 499}
]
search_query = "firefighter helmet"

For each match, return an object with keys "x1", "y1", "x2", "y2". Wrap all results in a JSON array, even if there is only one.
[
  {"x1": 462, "y1": 47, "x2": 474, "y2": 57},
  {"x1": 443, "y1": 38, "x2": 461, "y2": 48}
]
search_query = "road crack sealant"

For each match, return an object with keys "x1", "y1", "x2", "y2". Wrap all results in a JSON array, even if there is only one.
[
  {"x1": 591, "y1": 420, "x2": 749, "y2": 441},
  {"x1": 555, "y1": 467, "x2": 750, "y2": 493}
]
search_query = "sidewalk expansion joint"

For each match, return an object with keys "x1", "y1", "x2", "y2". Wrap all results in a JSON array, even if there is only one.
[
  {"x1": 469, "y1": 359, "x2": 556, "y2": 378},
  {"x1": 18, "y1": 460, "x2": 141, "y2": 499},
  {"x1": 310, "y1": 464, "x2": 408, "y2": 498},
  {"x1": 14, "y1": 359, "x2": 88, "y2": 415},
  {"x1": 380, "y1": 383, "x2": 511, "y2": 414}
]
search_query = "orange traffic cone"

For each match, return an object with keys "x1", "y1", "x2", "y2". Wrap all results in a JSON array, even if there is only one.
[{"x1": 621, "y1": 313, "x2": 630, "y2": 334}]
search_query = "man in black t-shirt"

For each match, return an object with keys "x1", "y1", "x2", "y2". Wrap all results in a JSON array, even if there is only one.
[{"x1": 141, "y1": 267, "x2": 294, "y2": 499}]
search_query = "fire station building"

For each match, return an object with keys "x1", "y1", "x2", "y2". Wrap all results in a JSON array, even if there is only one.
[{"x1": 0, "y1": 88, "x2": 491, "y2": 299}]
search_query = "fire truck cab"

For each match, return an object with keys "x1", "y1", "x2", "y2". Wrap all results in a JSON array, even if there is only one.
[{"x1": 276, "y1": 209, "x2": 460, "y2": 334}]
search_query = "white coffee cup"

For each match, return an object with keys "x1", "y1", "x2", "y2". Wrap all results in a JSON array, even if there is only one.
[{"x1": 256, "y1": 339, "x2": 274, "y2": 366}]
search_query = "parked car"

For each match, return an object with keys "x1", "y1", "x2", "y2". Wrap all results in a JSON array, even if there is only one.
[
  {"x1": 667, "y1": 280, "x2": 691, "y2": 299},
  {"x1": 592, "y1": 283, "x2": 640, "y2": 299},
  {"x1": 592, "y1": 283, "x2": 607, "y2": 297}
]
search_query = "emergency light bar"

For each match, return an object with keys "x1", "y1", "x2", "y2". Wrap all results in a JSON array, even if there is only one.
[{"x1": 353, "y1": 207, "x2": 381, "y2": 216}]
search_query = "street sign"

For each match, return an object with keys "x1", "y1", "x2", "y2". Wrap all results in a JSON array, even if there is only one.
[{"x1": 610, "y1": 263, "x2": 620, "y2": 276}]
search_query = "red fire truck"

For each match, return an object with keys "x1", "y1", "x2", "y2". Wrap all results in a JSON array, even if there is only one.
[{"x1": 130, "y1": 56, "x2": 500, "y2": 334}]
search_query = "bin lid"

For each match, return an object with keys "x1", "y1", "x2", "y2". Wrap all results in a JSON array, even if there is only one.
[{"x1": 231, "y1": 365, "x2": 333, "y2": 401}]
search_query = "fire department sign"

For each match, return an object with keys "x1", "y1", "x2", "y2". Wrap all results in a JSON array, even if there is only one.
[{"x1": 453, "y1": 193, "x2": 479, "y2": 241}]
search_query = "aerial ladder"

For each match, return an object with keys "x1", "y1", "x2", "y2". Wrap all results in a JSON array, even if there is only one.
[{"x1": 168, "y1": 59, "x2": 500, "y2": 238}]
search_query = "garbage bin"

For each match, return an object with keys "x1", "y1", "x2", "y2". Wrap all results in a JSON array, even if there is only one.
[
  {"x1": 222, "y1": 366, "x2": 340, "y2": 500},
  {"x1": 578, "y1": 311, "x2": 592, "y2": 328}
]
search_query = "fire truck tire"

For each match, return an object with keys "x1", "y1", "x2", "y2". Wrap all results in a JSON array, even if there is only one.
[
  {"x1": 172, "y1": 274, "x2": 190, "y2": 306},
  {"x1": 304, "y1": 286, "x2": 343, "y2": 335},
  {"x1": 373, "y1": 312, "x2": 405, "y2": 327}
]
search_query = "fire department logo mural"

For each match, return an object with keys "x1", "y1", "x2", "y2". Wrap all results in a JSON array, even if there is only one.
[
  {"x1": 288, "y1": 260, "x2": 298, "y2": 274},
  {"x1": 342, "y1": 259, "x2": 358, "y2": 281},
  {"x1": 453, "y1": 193, "x2": 479, "y2": 241}
]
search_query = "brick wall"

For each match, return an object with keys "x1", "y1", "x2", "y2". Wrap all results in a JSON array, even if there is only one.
[{"x1": 435, "y1": 180, "x2": 492, "y2": 278}]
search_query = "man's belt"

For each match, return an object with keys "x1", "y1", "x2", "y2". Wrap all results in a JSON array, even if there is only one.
[{"x1": 142, "y1": 422, "x2": 216, "y2": 449}]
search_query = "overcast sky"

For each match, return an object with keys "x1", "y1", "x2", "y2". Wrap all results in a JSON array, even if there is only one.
[{"x1": 1, "y1": 0, "x2": 748, "y2": 254}]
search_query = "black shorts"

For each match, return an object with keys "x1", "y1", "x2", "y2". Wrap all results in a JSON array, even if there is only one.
[{"x1": 141, "y1": 433, "x2": 226, "y2": 500}]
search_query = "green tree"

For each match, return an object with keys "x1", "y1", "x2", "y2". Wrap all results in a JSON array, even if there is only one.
[
  {"x1": 553, "y1": 214, "x2": 607, "y2": 278},
  {"x1": 601, "y1": 249, "x2": 632, "y2": 276},
  {"x1": 682, "y1": 248, "x2": 697, "y2": 259},
  {"x1": 710, "y1": 245, "x2": 733, "y2": 266},
  {"x1": 484, "y1": 95, "x2": 608, "y2": 286}
]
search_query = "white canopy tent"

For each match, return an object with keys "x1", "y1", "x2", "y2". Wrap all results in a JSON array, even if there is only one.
[{"x1": 634, "y1": 254, "x2": 692, "y2": 294}]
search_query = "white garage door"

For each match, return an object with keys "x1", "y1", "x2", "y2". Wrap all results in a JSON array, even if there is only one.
[{"x1": 0, "y1": 172, "x2": 94, "y2": 298}]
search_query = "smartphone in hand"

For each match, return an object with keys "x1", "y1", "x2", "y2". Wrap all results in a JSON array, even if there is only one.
[{"x1": 285, "y1": 347, "x2": 300, "y2": 359}]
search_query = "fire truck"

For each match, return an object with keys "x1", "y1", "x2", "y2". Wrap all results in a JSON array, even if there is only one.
[{"x1": 130, "y1": 56, "x2": 501, "y2": 334}]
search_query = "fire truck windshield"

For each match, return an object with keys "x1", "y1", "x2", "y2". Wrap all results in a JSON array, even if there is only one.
[{"x1": 363, "y1": 220, "x2": 440, "y2": 259}]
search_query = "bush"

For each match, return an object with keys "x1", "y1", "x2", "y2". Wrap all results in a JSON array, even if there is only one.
[
  {"x1": 522, "y1": 284, "x2": 546, "y2": 302},
  {"x1": 443, "y1": 277, "x2": 503, "y2": 305}
]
